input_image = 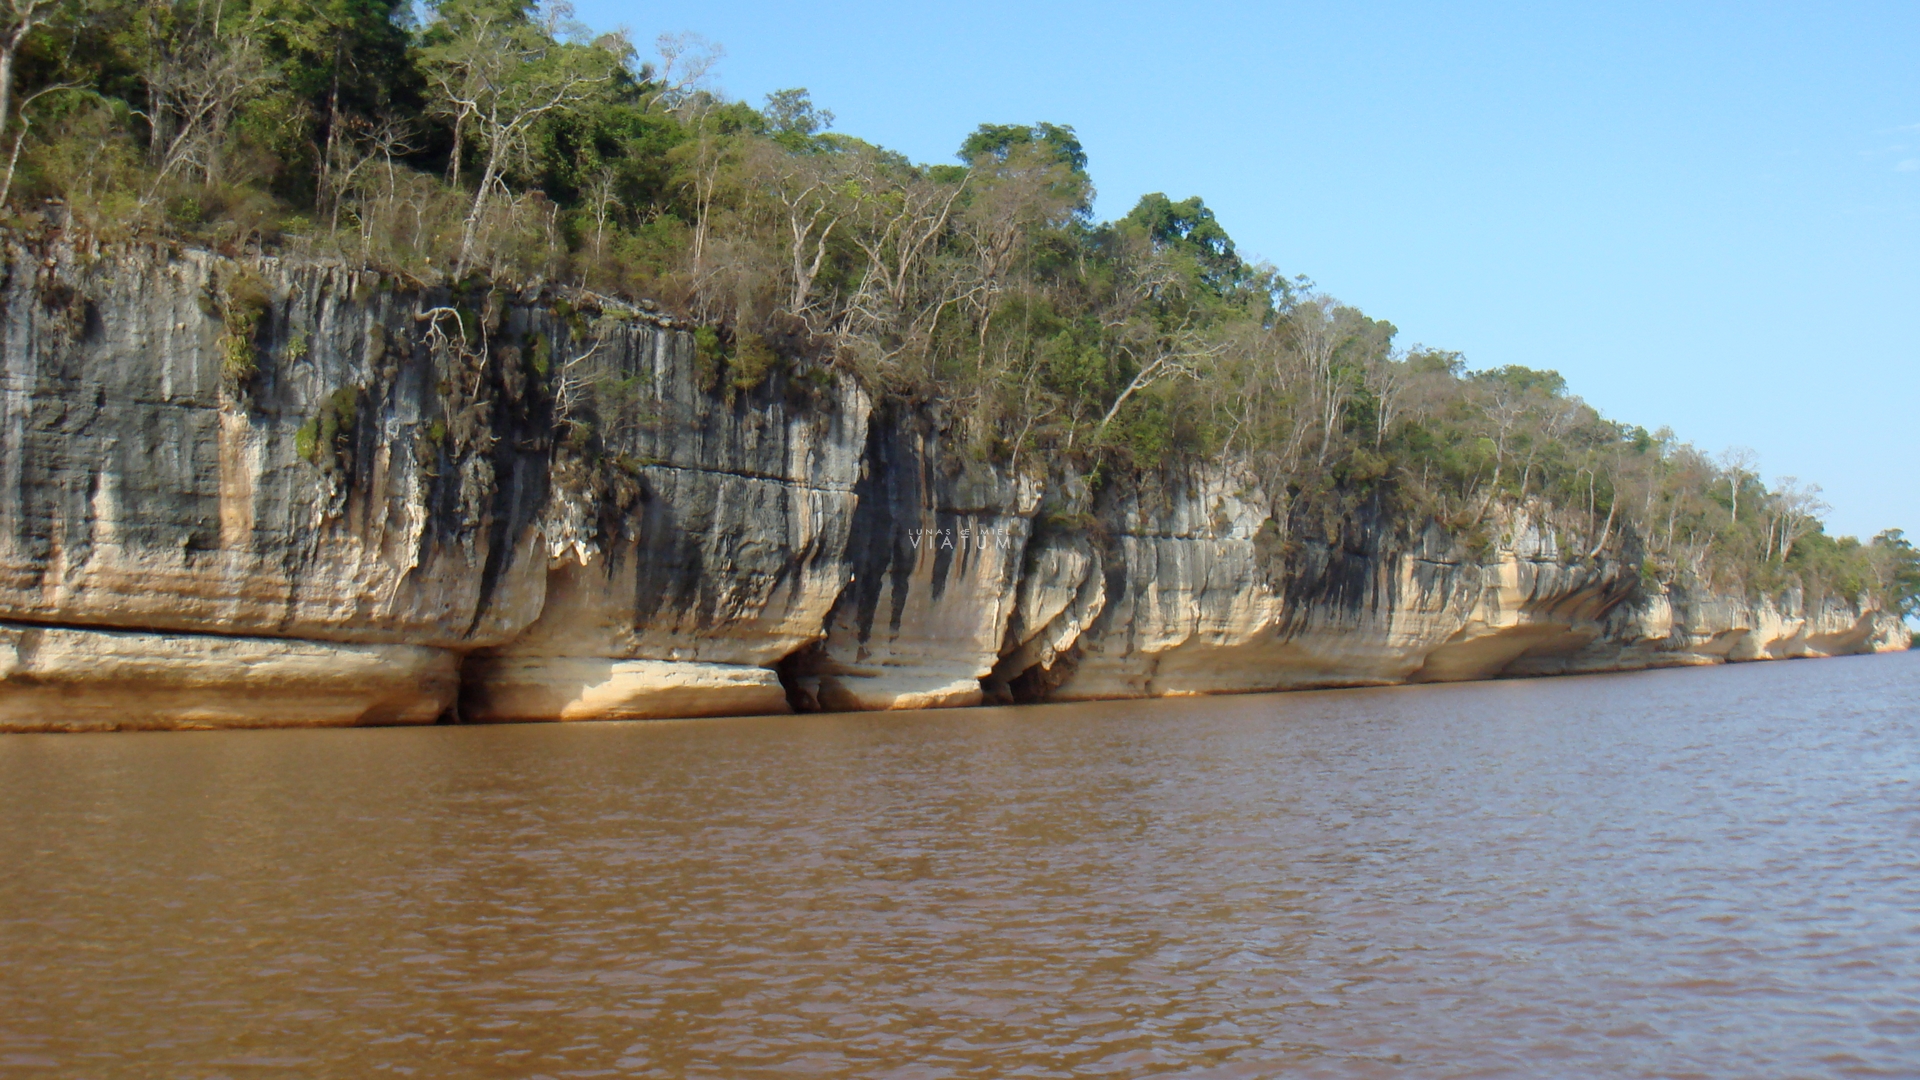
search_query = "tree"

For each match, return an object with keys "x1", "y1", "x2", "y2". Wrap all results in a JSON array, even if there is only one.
[
  {"x1": 0, "y1": 0, "x2": 66, "y2": 154},
  {"x1": 1363, "y1": 348, "x2": 1409, "y2": 448},
  {"x1": 641, "y1": 30, "x2": 720, "y2": 112},
  {"x1": 951, "y1": 131, "x2": 1083, "y2": 401},
  {"x1": 1865, "y1": 530, "x2": 1920, "y2": 618},
  {"x1": 419, "y1": 0, "x2": 612, "y2": 272},
  {"x1": 251, "y1": 0, "x2": 416, "y2": 213},
  {"x1": 1125, "y1": 192, "x2": 1245, "y2": 298},
  {"x1": 1093, "y1": 328, "x2": 1217, "y2": 438},
  {"x1": 1770, "y1": 478, "x2": 1828, "y2": 564},
  {"x1": 740, "y1": 136, "x2": 844, "y2": 322},
  {"x1": 1719, "y1": 446, "x2": 1758, "y2": 524},
  {"x1": 130, "y1": 1, "x2": 274, "y2": 202},
  {"x1": 959, "y1": 121, "x2": 1090, "y2": 216},
  {"x1": 761, "y1": 86, "x2": 831, "y2": 149},
  {"x1": 839, "y1": 150, "x2": 969, "y2": 380}
]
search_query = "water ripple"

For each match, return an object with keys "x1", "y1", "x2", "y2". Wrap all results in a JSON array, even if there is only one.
[{"x1": 2, "y1": 654, "x2": 1917, "y2": 1077}]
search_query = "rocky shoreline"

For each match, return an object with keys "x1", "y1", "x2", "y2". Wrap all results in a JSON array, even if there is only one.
[{"x1": 0, "y1": 237, "x2": 1904, "y2": 732}]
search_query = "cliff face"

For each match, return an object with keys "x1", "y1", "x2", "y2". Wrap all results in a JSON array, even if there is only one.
[
  {"x1": 0, "y1": 238, "x2": 1904, "y2": 731},
  {"x1": 458, "y1": 305, "x2": 869, "y2": 723}
]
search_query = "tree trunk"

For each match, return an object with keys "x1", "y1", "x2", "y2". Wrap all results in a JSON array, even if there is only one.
[
  {"x1": 446, "y1": 103, "x2": 470, "y2": 188},
  {"x1": 1587, "y1": 494, "x2": 1616, "y2": 558},
  {"x1": 0, "y1": 36, "x2": 17, "y2": 153},
  {"x1": 456, "y1": 112, "x2": 508, "y2": 273},
  {"x1": 319, "y1": 67, "x2": 340, "y2": 219}
]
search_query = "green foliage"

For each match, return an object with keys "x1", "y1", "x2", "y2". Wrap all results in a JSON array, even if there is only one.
[
  {"x1": 216, "y1": 269, "x2": 273, "y2": 395},
  {"x1": 329, "y1": 386, "x2": 358, "y2": 431},
  {"x1": 1476, "y1": 365, "x2": 1567, "y2": 396},
  {"x1": 763, "y1": 88, "x2": 833, "y2": 151},
  {"x1": 961, "y1": 122, "x2": 1088, "y2": 175},
  {"x1": 293, "y1": 416, "x2": 319, "y2": 462},
  {"x1": 1039, "y1": 330, "x2": 1108, "y2": 400},
  {"x1": 1110, "y1": 398, "x2": 1173, "y2": 467},
  {"x1": 219, "y1": 333, "x2": 258, "y2": 392},
  {"x1": 692, "y1": 325, "x2": 723, "y2": 393},
  {"x1": 1869, "y1": 530, "x2": 1920, "y2": 619},
  {"x1": 301, "y1": 386, "x2": 361, "y2": 468},
  {"x1": 1126, "y1": 194, "x2": 1238, "y2": 281},
  {"x1": 729, "y1": 330, "x2": 780, "y2": 392},
  {"x1": 959, "y1": 121, "x2": 1091, "y2": 215},
  {"x1": 526, "y1": 332, "x2": 551, "y2": 375}
]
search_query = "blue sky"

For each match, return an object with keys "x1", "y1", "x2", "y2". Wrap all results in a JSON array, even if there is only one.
[{"x1": 574, "y1": 0, "x2": 1918, "y2": 540}]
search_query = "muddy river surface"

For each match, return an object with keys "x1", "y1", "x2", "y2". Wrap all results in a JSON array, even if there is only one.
[{"x1": 2, "y1": 653, "x2": 1918, "y2": 1078}]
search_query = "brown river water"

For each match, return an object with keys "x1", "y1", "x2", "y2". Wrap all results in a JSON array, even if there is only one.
[{"x1": 2, "y1": 653, "x2": 1918, "y2": 1078}]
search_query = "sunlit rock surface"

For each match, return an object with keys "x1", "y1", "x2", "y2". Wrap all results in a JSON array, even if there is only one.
[
  {"x1": 0, "y1": 622, "x2": 454, "y2": 731},
  {"x1": 0, "y1": 240, "x2": 552, "y2": 648},
  {"x1": 0, "y1": 238, "x2": 1904, "y2": 731},
  {"x1": 460, "y1": 656, "x2": 788, "y2": 723},
  {"x1": 781, "y1": 407, "x2": 1041, "y2": 712},
  {"x1": 459, "y1": 320, "x2": 869, "y2": 722}
]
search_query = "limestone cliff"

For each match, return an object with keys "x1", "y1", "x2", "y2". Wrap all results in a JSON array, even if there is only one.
[{"x1": 0, "y1": 237, "x2": 1904, "y2": 731}]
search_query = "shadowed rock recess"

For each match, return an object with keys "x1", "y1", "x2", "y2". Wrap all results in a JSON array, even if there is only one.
[{"x1": 0, "y1": 239, "x2": 1905, "y2": 731}]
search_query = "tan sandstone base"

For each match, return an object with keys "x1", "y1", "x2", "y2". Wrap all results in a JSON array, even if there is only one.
[
  {"x1": 0, "y1": 623, "x2": 458, "y2": 732},
  {"x1": 460, "y1": 656, "x2": 792, "y2": 722}
]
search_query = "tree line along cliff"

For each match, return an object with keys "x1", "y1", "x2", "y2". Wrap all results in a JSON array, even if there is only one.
[{"x1": 0, "y1": 0, "x2": 1908, "y2": 729}]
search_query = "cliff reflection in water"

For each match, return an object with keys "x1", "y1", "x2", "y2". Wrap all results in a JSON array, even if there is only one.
[{"x1": 2, "y1": 653, "x2": 1917, "y2": 1077}]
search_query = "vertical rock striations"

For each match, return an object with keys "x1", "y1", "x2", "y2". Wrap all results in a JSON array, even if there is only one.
[
  {"x1": 782, "y1": 405, "x2": 1040, "y2": 712},
  {"x1": 0, "y1": 238, "x2": 1904, "y2": 731},
  {"x1": 0, "y1": 237, "x2": 554, "y2": 729},
  {"x1": 460, "y1": 318, "x2": 871, "y2": 722}
]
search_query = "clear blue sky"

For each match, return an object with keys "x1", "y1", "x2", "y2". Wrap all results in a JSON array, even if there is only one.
[{"x1": 575, "y1": 0, "x2": 1918, "y2": 540}]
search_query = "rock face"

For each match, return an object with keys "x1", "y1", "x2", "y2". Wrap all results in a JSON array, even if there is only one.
[
  {"x1": 0, "y1": 241, "x2": 552, "y2": 649},
  {"x1": 0, "y1": 623, "x2": 454, "y2": 731},
  {"x1": 782, "y1": 406, "x2": 1040, "y2": 712},
  {"x1": 459, "y1": 308, "x2": 869, "y2": 722},
  {"x1": 0, "y1": 236, "x2": 1905, "y2": 731}
]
